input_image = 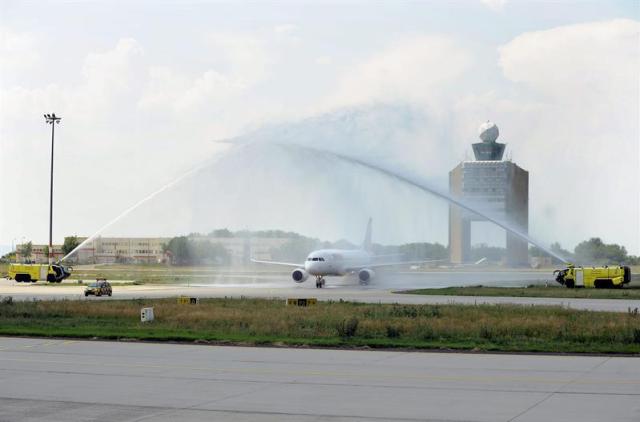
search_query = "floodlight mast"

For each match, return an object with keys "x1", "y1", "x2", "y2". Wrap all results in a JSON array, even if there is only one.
[{"x1": 44, "y1": 113, "x2": 61, "y2": 264}]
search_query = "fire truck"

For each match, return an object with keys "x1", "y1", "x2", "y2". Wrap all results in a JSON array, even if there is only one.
[
  {"x1": 554, "y1": 265, "x2": 631, "y2": 288},
  {"x1": 8, "y1": 263, "x2": 72, "y2": 283}
]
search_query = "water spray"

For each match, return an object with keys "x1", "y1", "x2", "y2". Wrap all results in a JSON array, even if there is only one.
[
  {"x1": 276, "y1": 142, "x2": 569, "y2": 264},
  {"x1": 60, "y1": 144, "x2": 238, "y2": 262},
  {"x1": 61, "y1": 132, "x2": 568, "y2": 265}
]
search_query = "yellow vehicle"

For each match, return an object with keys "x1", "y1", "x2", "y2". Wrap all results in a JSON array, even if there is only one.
[
  {"x1": 554, "y1": 265, "x2": 631, "y2": 288},
  {"x1": 84, "y1": 280, "x2": 112, "y2": 297},
  {"x1": 8, "y1": 263, "x2": 72, "y2": 283}
]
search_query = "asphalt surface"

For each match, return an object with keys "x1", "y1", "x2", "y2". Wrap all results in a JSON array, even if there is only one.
[
  {"x1": 1, "y1": 273, "x2": 640, "y2": 312},
  {"x1": 0, "y1": 337, "x2": 638, "y2": 422}
]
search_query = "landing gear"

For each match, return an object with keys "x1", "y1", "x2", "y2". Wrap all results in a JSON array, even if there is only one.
[{"x1": 315, "y1": 276, "x2": 326, "y2": 288}]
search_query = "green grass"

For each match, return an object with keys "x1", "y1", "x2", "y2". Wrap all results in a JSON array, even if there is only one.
[
  {"x1": 0, "y1": 297, "x2": 639, "y2": 354},
  {"x1": 65, "y1": 264, "x2": 286, "y2": 284},
  {"x1": 399, "y1": 285, "x2": 640, "y2": 299}
]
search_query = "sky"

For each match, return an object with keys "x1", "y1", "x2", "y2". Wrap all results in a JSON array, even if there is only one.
[{"x1": 1, "y1": 0, "x2": 639, "y2": 255}]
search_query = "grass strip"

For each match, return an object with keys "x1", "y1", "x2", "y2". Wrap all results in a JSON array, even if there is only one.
[
  {"x1": 0, "y1": 297, "x2": 639, "y2": 354},
  {"x1": 399, "y1": 285, "x2": 640, "y2": 300}
]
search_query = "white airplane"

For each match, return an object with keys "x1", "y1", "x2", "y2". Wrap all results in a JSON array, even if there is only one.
[{"x1": 251, "y1": 219, "x2": 440, "y2": 288}]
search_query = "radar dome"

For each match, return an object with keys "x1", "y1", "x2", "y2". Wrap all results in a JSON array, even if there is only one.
[{"x1": 478, "y1": 121, "x2": 499, "y2": 143}]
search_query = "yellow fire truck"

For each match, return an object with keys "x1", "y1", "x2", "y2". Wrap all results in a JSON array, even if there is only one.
[
  {"x1": 8, "y1": 263, "x2": 72, "y2": 283},
  {"x1": 554, "y1": 265, "x2": 631, "y2": 288}
]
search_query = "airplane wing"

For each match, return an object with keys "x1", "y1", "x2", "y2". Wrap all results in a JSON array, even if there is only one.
[
  {"x1": 250, "y1": 258, "x2": 303, "y2": 268},
  {"x1": 345, "y1": 259, "x2": 446, "y2": 272},
  {"x1": 451, "y1": 257, "x2": 488, "y2": 267},
  {"x1": 370, "y1": 253, "x2": 405, "y2": 259}
]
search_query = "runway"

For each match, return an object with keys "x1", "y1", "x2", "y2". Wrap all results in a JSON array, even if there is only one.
[
  {"x1": 1, "y1": 275, "x2": 639, "y2": 312},
  {"x1": 0, "y1": 337, "x2": 638, "y2": 422}
]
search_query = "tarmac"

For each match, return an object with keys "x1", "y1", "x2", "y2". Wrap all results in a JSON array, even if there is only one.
[
  {"x1": 1, "y1": 276, "x2": 639, "y2": 312},
  {"x1": 1, "y1": 337, "x2": 639, "y2": 422}
]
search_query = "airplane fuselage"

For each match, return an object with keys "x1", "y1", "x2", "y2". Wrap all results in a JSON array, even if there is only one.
[{"x1": 304, "y1": 249, "x2": 371, "y2": 276}]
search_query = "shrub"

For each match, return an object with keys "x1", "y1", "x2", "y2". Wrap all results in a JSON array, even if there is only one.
[
  {"x1": 386, "y1": 325, "x2": 401, "y2": 338},
  {"x1": 479, "y1": 325, "x2": 494, "y2": 340},
  {"x1": 336, "y1": 317, "x2": 359, "y2": 338},
  {"x1": 419, "y1": 325, "x2": 435, "y2": 340}
]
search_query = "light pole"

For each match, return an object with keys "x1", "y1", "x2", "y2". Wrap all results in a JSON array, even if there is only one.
[{"x1": 44, "y1": 113, "x2": 61, "y2": 264}]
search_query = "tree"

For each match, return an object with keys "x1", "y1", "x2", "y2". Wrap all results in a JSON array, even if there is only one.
[
  {"x1": 209, "y1": 228, "x2": 234, "y2": 238},
  {"x1": 471, "y1": 244, "x2": 506, "y2": 263},
  {"x1": 269, "y1": 237, "x2": 322, "y2": 263},
  {"x1": 574, "y1": 238, "x2": 628, "y2": 264},
  {"x1": 0, "y1": 251, "x2": 16, "y2": 264},
  {"x1": 61, "y1": 236, "x2": 80, "y2": 256},
  {"x1": 397, "y1": 243, "x2": 448, "y2": 261},
  {"x1": 20, "y1": 241, "x2": 32, "y2": 261},
  {"x1": 530, "y1": 242, "x2": 572, "y2": 265},
  {"x1": 165, "y1": 236, "x2": 192, "y2": 265},
  {"x1": 164, "y1": 237, "x2": 231, "y2": 265}
]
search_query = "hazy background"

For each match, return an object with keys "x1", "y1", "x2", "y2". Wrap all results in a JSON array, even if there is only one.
[{"x1": 1, "y1": 0, "x2": 638, "y2": 254}]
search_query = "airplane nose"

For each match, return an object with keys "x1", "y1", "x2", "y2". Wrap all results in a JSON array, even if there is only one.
[{"x1": 306, "y1": 262, "x2": 318, "y2": 274}]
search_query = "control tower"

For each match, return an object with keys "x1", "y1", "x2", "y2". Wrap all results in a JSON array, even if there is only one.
[{"x1": 449, "y1": 121, "x2": 529, "y2": 266}]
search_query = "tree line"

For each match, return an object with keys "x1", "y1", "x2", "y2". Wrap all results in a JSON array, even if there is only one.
[{"x1": 162, "y1": 236, "x2": 231, "y2": 266}]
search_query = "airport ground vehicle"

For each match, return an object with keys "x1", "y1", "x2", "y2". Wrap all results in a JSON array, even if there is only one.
[
  {"x1": 554, "y1": 265, "x2": 631, "y2": 288},
  {"x1": 84, "y1": 280, "x2": 112, "y2": 297},
  {"x1": 8, "y1": 263, "x2": 72, "y2": 283}
]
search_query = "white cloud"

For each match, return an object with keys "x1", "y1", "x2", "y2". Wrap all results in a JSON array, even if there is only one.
[
  {"x1": 139, "y1": 66, "x2": 246, "y2": 112},
  {"x1": 206, "y1": 32, "x2": 273, "y2": 84},
  {"x1": 326, "y1": 35, "x2": 472, "y2": 109},
  {"x1": 274, "y1": 24, "x2": 298, "y2": 35},
  {"x1": 315, "y1": 56, "x2": 333, "y2": 65},
  {"x1": 494, "y1": 19, "x2": 640, "y2": 252},
  {"x1": 481, "y1": 0, "x2": 507, "y2": 12},
  {"x1": 499, "y1": 19, "x2": 639, "y2": 107},
  {"x1": 0, "y1": 27, "x2": 39, "y2": 72}
]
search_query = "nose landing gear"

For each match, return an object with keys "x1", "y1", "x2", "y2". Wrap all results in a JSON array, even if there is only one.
[{"x1": 315, "y1": 276, "x2": 326, "y2": 288}]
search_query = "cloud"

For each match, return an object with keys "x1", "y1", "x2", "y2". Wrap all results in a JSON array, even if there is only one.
[
  {"x1": 493, "y1": 19, "x2": 640, "y2": 252},
  {"x1": 481, "y1": 0, "x2": 507, "y2": 12},
  {"x1": 139, "y1": 32, "x2": 273, "y2": 116},
  {"x1": 326, "y1": 35, "x2": 471, "y2": 109},
  {"x1": 499, "y1": 19, "x2": 639, "y2": 107},
  {"x1": 0, "y1": 27, "x2": 39, "y2": 72},
  {"x1": 138, "y1": 66, "x2": 246, "y2": 113},
  {"x1": 206, "y1": 32, "x2": 273, "y2": 84},
  {"x1": 315, "y1": 56, "x2": 333, "y2": 65},
  {"x1": 274, "y1": 24, "x2": 298, "y2": 35}
]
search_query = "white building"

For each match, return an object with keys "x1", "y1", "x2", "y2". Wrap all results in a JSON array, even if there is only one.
[{"x1": 17, "y1": 235, "x2": 292, "y2": 265}]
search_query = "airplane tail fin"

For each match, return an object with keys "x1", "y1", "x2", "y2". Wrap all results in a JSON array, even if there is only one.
[{"x1": 362, "y1": 217, "x2": 372, "y2": 252}]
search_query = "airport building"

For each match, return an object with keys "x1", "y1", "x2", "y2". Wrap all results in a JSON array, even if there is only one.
[
  {"x1": 449, "y1": 122, "x2": 529, "y2": 266},
  {"x1": 16, "y1": 236, "x2": 290, "y2": 265},
  {"x1": 15, "y1": 244, "x2": 65, "y2": 263}
]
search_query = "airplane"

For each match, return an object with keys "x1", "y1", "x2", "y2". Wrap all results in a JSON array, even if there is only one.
[{"x1": 251, "y1": 218, "x2": 441, "y2": 288}]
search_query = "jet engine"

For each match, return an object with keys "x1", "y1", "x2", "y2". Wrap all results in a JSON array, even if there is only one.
[
  {"x1": 358, "y1": 268, "x2": 375, "y2": 285},
  {"x1": 291, "y1": 268, "x2": 309, "y2": 283}
]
